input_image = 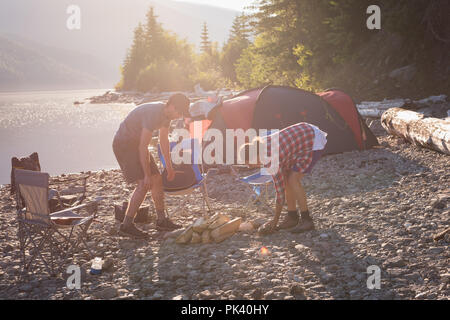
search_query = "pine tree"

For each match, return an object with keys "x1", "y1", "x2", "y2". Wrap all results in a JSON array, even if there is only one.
[
  {"x1": 222, "y1": 14, "x2": 251, "y2": 83},
  {"x1": 200, "y1": 22, "x2": 211, "y2": 54},
  {"x1": 228, "y1": 14, "x2": 250, "y2": 42},
  {"x1": 121, "y1": 23, "x2": 146, "y2": 90},
  {"x1": 144, "y1": 7, "x2": 163, "y2": 64}
]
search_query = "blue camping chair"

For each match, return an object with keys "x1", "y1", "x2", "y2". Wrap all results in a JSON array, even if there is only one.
[
  {"x1": 157, "y1": 138, "x2": 213, "y2": 215},
  {"x1": 231, "y1": 166, "x2": 274, "y2": 213},
  {"x1": 231, "y1": 130, "x2": 276, "y2": 212}
]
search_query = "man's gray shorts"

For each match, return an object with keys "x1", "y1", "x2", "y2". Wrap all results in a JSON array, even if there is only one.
[{"x1": 112, "y1": 138, "x2": 160, "y2": 183}]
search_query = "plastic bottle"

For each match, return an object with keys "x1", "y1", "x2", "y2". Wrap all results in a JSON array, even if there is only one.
[{"x1": 90, "y1": 257, "x2": 103, "y2": 275}]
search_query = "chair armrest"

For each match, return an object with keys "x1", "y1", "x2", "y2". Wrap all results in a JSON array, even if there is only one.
[
  {"x1": 49, "y1": 174, "x2": 91, "y2": 205},
  {"x1": 48, "y1": 188, "x2": 63, "y2": 208},
  {"x1": 49, "y1": 173, "x2": 90, "y2": 186},
  {"x1": 51, "y1": 199, "x2": 100, "y2": 217}
]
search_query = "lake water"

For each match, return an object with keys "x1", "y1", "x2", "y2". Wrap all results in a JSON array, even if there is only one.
[{"x1": 0, "y1": 89, "x2": 136, "y2": 185}]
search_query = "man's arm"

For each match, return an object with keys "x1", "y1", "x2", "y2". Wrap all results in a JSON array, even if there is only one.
[
  {"x1": 159, "y1": 126, "x2": 175, "y2": 180},
  {"x1": 139, "y1": 128, "x2": 153, "y2": 179}
]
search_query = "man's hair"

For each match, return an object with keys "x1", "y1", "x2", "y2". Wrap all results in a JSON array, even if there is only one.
[{"x1": 167, "y1": 93, "x2": 190, "y2": 117}]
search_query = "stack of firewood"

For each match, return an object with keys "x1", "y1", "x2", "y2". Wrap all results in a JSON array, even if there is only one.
[{"x1": 174, "y1": 214, "x2": 243, "y2": 244}]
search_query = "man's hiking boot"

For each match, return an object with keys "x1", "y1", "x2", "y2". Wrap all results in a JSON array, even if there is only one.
[
  {"x1": 114, "y1": 202, "x2": 149, "y2": 224},
  {"x1": 119, "y1": 223, "x2": 149, "y2": 239},
  {"x1": 289, "y1": 218, "x2": 315, "y2": 233},
  {"x1": 156, "y1": 217, "x2": 182, "y2": 231},
  {"x1": 277, "y1": 213, "x2": 299, "y2": 230}
]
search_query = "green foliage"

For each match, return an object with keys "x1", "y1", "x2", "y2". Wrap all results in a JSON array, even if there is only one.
[
  {"x1": 135, "y1": 60, "x2": 190, "y2": 92},
  {"x1": 233, "y1": 0, "x2": 448, "y2": 97},
  {"x1": 119, "y1": 23, "x2": 146, "y2": 91},
  {"x1": 221, "y1": 14, "x2": 251, "y2": 83},
  {"x1": 118, "y1": 2, "x2": 449, "y2": 99},
  {"x1": 117, "y1": 7, "x2": 228, "y2": 92}
]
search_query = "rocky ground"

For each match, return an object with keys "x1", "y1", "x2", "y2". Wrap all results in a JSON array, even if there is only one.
[{"x1": 0, "y1": 121, "x2": 448, "y2": 300}]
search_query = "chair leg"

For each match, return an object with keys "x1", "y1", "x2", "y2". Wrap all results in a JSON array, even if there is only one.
[
  {"x1": 261, "y1": 184, "x2": 274, "y2": 213},
  {"x1": 202, "y1": 184, "x2": 212, "y2": 215},
  {"x1": 78, "y1": 226, "x2": 95, "y2": 258},
  {"x1": 17, "y1": 222, "x2": 27, "y2": 272},
  {"x1": 54, "y1": 229, "x2": 75, "y2": 261},
  {"x1": 54, "y1": 217, "x2": 96, "y2": 261},
  {"x1": 200, "y1": 188, "x2": 207, "y2": 216},
  {"x1": 72, "y1": 224, "x2": 95, "y2": 259},
  {"x1": 24, "y1": 227, "x2": 54, "y2": 275}
]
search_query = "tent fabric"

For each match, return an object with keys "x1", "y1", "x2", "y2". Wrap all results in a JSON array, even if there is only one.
[
  {"x1": 219, "y1": 88, "x2": 262, "y2": 130},
  {"x1": 316, "y1": 90, "x2": 363, "y2": 149},
  {"x1": 197, "y1": 85, "x2": 378, "y2": 161},
  {"x1": 319, "y1": 88, "x2": 378, "y2": 150},
  {"x1": 189, "y1": 120, "x2": 212, "y2": 143},
  {"x1": 251, "y1": 86, "x2": 360, "y2": 155}
]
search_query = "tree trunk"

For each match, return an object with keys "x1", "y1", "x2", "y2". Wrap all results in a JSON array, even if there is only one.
[{"x1": 381, "y1": 108, "x2": 450, "y2": 155}]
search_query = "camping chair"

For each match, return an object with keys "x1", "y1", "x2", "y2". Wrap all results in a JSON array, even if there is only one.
[
  {"x1": 47, "y1": 173, "x2": 91, "y2": 212},
  {"x1": 14, "y1": 169, "x2": 100, "y2": 275},
  {"x1": 230, "y1": 129, "x2": 275, "y2": 213},
  {"x1": 157, "y1": 138, "x2": 213, "y2": 216},
  {"x1": 230, "y1": 166, "x2": 274, "y2": 213}
]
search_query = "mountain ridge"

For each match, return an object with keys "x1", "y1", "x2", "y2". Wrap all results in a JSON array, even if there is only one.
[{"x1": 0, "y1": 0, "x2": 239, "y2": 91}]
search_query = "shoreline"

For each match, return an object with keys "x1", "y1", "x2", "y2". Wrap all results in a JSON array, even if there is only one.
[
  {"x1": 87, "y1": 87, "x2": 237, "y2": 105},
  {"x1": 87, "y1": 89, "x2": 449, "y2": 121}
]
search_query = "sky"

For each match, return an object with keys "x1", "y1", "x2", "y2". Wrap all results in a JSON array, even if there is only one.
[{"x1": 175, "y1": 0, "x2": 256, "y2": 12}]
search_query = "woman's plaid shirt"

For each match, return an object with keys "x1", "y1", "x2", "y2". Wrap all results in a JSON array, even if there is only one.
[{"x1": 263, "y1": 123, "x2": 315, "y2": 205}]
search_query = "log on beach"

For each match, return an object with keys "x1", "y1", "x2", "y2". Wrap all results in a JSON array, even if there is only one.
[
  {"x1": 357, "y1": 95, "x2": 447, "y2": 118},
  {"x1": 357, "y1": 99, "x2": 411, "y2": 118},
  {"x1": 381, "y1": 107, "x2": 450, "y2": 154}
]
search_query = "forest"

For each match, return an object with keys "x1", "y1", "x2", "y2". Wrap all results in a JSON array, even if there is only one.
[{"x1": 116, "y1": 0, "x2": 450, "y2": 100}]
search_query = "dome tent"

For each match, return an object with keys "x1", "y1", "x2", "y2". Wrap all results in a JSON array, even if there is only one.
[{"x1": 189, "y1": 85, "x2": 378, "y2": 163}]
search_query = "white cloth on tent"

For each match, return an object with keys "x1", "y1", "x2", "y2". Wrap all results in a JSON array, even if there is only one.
[{"x1": 308, "y1": 124, "x2": 328, "y2": 151}]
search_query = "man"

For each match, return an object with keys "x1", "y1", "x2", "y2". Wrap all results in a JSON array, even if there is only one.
[
  {"x1": 112, "y1": 93, "x2": 190, "y2": 238},
  {"x1": 240, "y1": 122, "x2": 327, "y2": 235}
]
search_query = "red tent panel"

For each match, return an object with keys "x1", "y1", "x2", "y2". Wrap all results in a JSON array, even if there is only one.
[
  {"x1": 317, "y1": 90, "x2": 363, "y2": 149},
  {"x1": 220, "y1": 89, "x2": 262, "y2": 131},
  {"x1": 189, "y1": 120, "x2": 211, "y2": 143}
]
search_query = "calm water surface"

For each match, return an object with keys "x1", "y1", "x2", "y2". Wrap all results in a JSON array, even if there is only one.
[{"x1": 0, "y1": 89, "x2": 136, "y2": 185}]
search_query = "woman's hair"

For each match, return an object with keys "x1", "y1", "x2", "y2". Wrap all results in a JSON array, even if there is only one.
[{"x1": 238, "y1": 136, "x2": 263, "y2": 164}]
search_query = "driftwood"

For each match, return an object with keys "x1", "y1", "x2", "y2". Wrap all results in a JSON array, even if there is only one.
[
  {"x1": 357, "y1": 95, "x2": 447, "y2": 118},
  {"x1": 381, "y1": 108, "x2": 450, "y2": 154},
  {"x1": 357, "y1": 99, "x2": 407, "y2": 118},
  {"x1": 433, "y1": 227, "x2": 450, "y2": 241}
]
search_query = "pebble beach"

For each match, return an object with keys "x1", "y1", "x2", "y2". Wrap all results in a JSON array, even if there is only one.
[{"x1": 0, "y1": 121, "x2": 448, "y2": 300}]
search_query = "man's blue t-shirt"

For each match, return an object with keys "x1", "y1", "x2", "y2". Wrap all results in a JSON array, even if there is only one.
[{"x1": 114, "y1": 102, "x2": 171, "y2": 145}]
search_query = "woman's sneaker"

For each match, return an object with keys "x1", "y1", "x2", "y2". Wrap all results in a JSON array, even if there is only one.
[
  {"x1": 156, "y1": 217, "x2": 182, "y2": 231},
  {"x1": 119, "y1": 223, "x2": 149, "y2": 239}
]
